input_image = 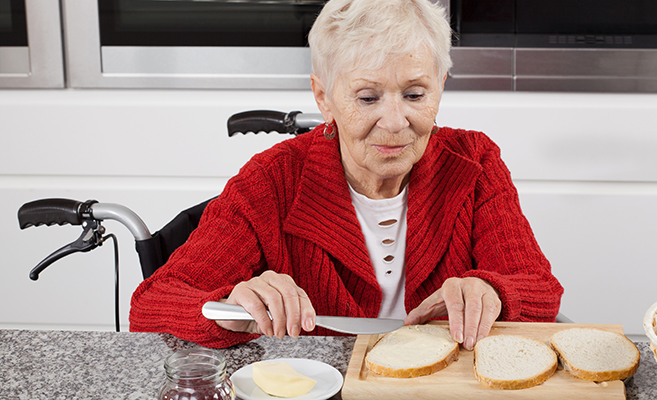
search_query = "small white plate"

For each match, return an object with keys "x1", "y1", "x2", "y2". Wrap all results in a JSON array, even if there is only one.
[{"x1": 231, "y1": 358, "x2": 344, "y2": 400}]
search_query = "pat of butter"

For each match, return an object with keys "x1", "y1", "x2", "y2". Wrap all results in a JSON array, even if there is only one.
[{"x1": 252, "y1": 361, "x2": 317, "y2": 397}]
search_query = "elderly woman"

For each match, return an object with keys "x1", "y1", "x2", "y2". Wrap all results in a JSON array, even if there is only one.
[{"x1": 130, "y1": 0, "x2": 563, "y2": 350}]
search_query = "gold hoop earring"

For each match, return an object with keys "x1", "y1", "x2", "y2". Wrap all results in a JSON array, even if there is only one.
[{"x1": 323, "y1": 121, "x2": 336, "y2": 140}]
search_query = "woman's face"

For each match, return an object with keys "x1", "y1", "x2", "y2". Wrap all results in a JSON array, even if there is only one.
[{"x1": 311, "y1": 48, "x2": 445, "y2": 197}]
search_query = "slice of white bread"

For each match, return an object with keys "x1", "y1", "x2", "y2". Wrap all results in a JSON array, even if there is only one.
[
  {"x1": 474, "y1": 335, "x2": 557, "y2": 390},
  {"x1": 365, "y1": 324, "x2": 459, "y2": 378},
  {"x1": 550, "y1": 328, "x2": 640, "y2": 382}
]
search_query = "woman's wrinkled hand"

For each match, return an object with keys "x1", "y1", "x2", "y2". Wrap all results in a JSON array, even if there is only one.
[
  {"x1": 404, "y1": 277, "x2": 502, "y2": 351},
  {"x1": 215, "y1": 270, "x2": 316, "y2": 339}
]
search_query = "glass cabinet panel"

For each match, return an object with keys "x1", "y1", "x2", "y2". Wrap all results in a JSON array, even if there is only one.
[
  {"x1": 0, "y1": 0, "x2": 27, "y2": 46},
  {"x1": 99, "y1": 0, "x2": 325, "y2": 47}
]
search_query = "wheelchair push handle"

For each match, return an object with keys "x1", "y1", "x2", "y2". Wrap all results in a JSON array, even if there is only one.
[
  {"x1": 227, "y1": 110, "x2": 324, "y2": 136},
  {"x1": 18, "y1": 198, "x2": 97, "y2": 229},
  {"x1": 18, "y1": 198, "x2": 151, "y2": 282},
  {"x1": 19, "y1": 198, "x2": 151, "y2": 241}
]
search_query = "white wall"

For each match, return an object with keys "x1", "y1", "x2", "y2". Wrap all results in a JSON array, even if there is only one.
[
  {"x1": 438, "y1": 92, "x2": 657, "y2": 338},
  {"x1": 1, "y1": 89, "x2": 656, "y2": 337}
]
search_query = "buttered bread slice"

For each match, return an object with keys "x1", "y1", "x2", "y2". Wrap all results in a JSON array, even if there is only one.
[
  {"x1": 550, "y1": 328, "x2": 640, "y2": 382},
  {"x1": 365, "y1": 324, "x2": 459, "y2": 378},
  {"x1": 474, "y1": 335, "x2": 558, "y2": 390}
]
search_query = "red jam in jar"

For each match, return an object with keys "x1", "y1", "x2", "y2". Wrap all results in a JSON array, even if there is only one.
[{"x1": 158, "y1": 348, "x2": 235, "y2": 400}]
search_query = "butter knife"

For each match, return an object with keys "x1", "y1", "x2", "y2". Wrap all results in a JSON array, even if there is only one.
[{"x1": 202, "y1": 301, "x2": 404, "y2": 335}]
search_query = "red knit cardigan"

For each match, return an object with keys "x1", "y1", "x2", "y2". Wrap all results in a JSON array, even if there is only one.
[{"x1": 129, "y1": 126, "x2": 564, "y2": 348}]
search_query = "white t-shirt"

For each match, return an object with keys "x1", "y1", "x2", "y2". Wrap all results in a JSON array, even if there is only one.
[{"x1": 348, "y1": 184, "x2": 408, "y2": 319}]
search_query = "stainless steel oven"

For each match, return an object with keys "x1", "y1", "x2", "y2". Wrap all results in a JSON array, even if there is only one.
[
  {"x1": 22, "y1": 0, "x2": 657, "y2": 92},
  {"x1": 0, "y1": 0, "x2": 64, "y2": 88},
  {"x1": 63, "y1": 0, "x2": 326, "y2": 89},
  {"x1": 62, "y1": 0, "x2": 447, "y2": 90},
  {"x1": 447, "y1": 0, "x2": 657, "y2": 92}
]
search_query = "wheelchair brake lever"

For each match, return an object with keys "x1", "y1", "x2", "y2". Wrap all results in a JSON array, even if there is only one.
[{"x1": 29, "y1": 220, "x2": 105, "y2": 281}]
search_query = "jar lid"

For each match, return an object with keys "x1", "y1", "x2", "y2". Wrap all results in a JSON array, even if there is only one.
[{"x1": 164, "y1": 348, "x2": 227, "y2": 381}]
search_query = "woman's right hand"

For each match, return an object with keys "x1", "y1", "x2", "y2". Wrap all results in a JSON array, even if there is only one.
[{"x1": 216, "y1": 270, "x2": 316, "y2": 339}]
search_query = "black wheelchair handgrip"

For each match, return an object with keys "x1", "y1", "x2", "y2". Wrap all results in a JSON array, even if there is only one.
[
  {"x1": 227, "y1": 110, "x2": 295, "y2": 136},
  {"x1": 18, "y1": 198, "x2": 85, "y2": 229}
]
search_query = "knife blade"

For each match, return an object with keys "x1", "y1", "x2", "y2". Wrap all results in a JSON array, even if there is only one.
[{"x1": 202, "y1": 301, "x2": 404, "y2": 335}]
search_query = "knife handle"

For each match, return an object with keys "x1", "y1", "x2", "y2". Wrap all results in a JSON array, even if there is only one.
[{"x1": 202, "y1": 301, "x2": 263, "y2": 320}]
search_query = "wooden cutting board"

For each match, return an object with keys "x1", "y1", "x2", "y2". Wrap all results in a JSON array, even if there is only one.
[{"x1": 342, "y1": 321, "x2": 628, "y2": 399}]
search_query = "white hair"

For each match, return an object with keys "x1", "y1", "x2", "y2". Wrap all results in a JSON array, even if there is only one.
[{"x1": 308, "y1": 0, "x2": 452, "y2": 94}]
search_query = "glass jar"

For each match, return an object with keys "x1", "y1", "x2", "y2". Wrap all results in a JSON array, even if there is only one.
[{"x1": 158, "y1": 348, "x2": 236, "y2": 400}]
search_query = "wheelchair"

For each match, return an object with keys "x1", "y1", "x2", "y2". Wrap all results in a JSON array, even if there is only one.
[
  {"x1": 18, "y1": 110, "x2": 572, "y2": 332},
  {"x1": 17, "y1": 110, "x2": 323, "y2": 332}
]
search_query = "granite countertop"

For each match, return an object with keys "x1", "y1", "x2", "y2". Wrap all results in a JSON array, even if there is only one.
[
  {"x1": 0, "y1": 330, "x2": 354, "y2": 399},
  {"x1": 0, "y1": 329, "x2": 655, "y2": 399}
]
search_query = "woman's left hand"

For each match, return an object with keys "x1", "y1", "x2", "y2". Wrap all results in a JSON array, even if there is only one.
[{"x1": 404, "y1": 277, "x2": 502, "y2": 351}]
